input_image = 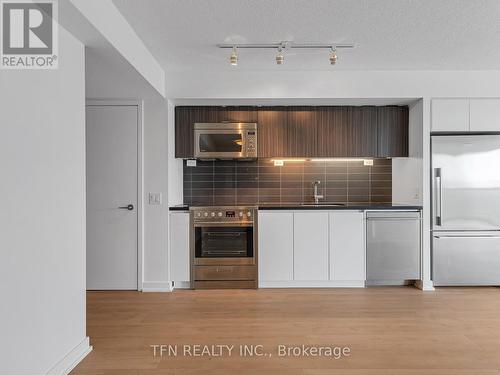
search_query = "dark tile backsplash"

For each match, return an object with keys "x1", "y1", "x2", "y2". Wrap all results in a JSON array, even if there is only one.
[{"x1": 183, "y1": 159, "x2": 392, "y2": 206}]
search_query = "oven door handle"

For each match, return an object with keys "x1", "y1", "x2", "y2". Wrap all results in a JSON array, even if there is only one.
[
  {"x1": 206, "y1": 232, "x2": 242, "y2": 237},
  {"x1": 194, "y1": 223, "x2": 253, "y2": 227}
]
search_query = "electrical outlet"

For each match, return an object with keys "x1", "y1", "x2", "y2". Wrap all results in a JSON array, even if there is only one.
[
  {"x1": 186, "y1": 159, "x2": 197, "y2": 167},
  {"x1": 363, "y1": 159, "x2": 374, "y2": 166},
  {"x1": 149, "y1": 192, "x2": 162, "y2": 205}
]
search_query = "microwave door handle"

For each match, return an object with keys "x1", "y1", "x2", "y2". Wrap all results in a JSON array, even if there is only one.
[{"x1": 434, "y1": 168, "x2": 442, "y2": 226}]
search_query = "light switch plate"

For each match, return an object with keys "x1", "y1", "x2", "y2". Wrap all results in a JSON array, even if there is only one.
[
  {"x1": 186, "y1": 159, "x2": 197, "y2": 167},
  {"x1": 149, "y1": 192, "x2": 162, "y2": 205}
]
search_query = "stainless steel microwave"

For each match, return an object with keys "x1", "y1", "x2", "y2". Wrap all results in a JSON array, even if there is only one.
[{"x1": 194, "y1": 123, "x2": 257, "y2": 159}]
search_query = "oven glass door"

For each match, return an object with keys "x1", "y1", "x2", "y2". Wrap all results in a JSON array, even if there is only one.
[
  {"x1": 195, "y1": 130, "x2": 244, "y2": 158},
  {"x1": 195, "y1": 226, "x2": 254, "y2": 258}
]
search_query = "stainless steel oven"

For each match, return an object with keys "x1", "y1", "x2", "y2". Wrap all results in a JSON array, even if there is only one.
[
  {"x1": 190, "y1": 206, "x2": 258, "y2": 289},
  {"x1": 193, "y1": 123, "x2": 257, "y2": 159}
]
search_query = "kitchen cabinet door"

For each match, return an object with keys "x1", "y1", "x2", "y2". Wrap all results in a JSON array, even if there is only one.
[
  {"x1": 257, "y1": 108, "x2": 288, "y2": 157},
  {"x1": 317, "y1": 107, "x2": 349, "y2": 157},
  {"x1": 285, "y1": 107, "x2": 318, "y2": 157},
  {"x1": 293, "y1": 212, "x2": 329, "y2": 281},
  {"x1": 329, "y1": 211, "x2": 365, "y2": 281},
  {"x1": 347, "y1": 106, "x2": 378, "y2": 157},
  {"x1": 431, "y1": 99, "x2": 469, "y2": 132},
  {"x1": 218, "y1": 107, "x2": 258, "y2": 123},
  {"x1": 169, "y1": 212, "x2": 190, "y2": 283},
  {"x1": 377, "y1": 106, "x2": 409, "y2": 157},
  {"x1": 470, "y1": 99, "x2": 500, "y2": 132},
  {"x1": 174, "y1": 106, "x2": 219, "y2": 158},
  {"x1": 258, "y1": 211, "x2": 294, "y2": 281}
]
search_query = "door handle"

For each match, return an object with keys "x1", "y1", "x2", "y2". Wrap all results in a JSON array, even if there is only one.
[
  {"x1": 118, "y1": 204, "x2": 134, "y2": 211},
  {"x1": 434, "y1": 168, "x2": 442, "y2": 226}
]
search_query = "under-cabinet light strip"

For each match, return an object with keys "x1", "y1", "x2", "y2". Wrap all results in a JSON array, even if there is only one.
[{"x1": 271, "y1": 158, "x2": 375, "y2": 166}]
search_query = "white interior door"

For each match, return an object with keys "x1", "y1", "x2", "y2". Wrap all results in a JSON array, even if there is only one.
[{"x1": 86, "y1": 104, "x2": 138, "y2": 290}]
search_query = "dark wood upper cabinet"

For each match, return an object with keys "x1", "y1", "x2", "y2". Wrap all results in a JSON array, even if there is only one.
[
  {"x1": 257, "y1": 108, "x2": 287, "y2": 157},
  {"x1": 377, "y1": 106, "x2": 409, "y2": 157},
  {"x1": 285, "y1": 107, "x2": 318, "y2": 157},
  {"x1": 174, "y1": 106, "x2": 218, "y2": 158},
  {"x1": 346, "y1": 106, "x2": 378, "y2": 157},
  {"x1": 218, "y1": 107, "x2": 258, "y2": 123},
  {"x1": 175, "y1": 106, "x2": 258, "y2": 158},
  {"x1": 175, "y1": 105, "x2": 409, "y2": 159},
  {"x1": 317, "y1": 107, "x2": 349, "y2": 157}
]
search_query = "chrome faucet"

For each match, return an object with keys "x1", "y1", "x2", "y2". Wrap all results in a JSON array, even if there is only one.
[{"x1": 313, "y1": 180, "x2": 324, "y2": 204}]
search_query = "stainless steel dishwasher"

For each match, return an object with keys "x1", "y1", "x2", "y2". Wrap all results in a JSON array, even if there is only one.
[{"x1": 366, "y1": 211, "x2": 421, "y2": 283}]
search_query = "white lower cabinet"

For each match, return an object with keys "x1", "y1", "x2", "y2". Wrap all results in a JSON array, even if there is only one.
[
  {"x1": 258, "y1": 211, "x2": 294, "y2": 281},
  {"x1": 169, "y1": 212, "x2": 190, "y2": 286},
  {"x1": 329, "y1": 211, "x2": 365, "y2": 281},
  {"x1": 258, "y1": 210, "x2": 365, "y2": 287},
  {"x1": 293, "y1": 212, "x2": 329, "y2": 281}
]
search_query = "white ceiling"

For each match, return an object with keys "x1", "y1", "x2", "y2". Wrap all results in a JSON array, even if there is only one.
[{"x1": 112, "y1": 0, "x2": 500, "y2": 73}]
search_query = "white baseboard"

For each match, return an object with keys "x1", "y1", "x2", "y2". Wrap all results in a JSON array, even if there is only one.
[
  {"x1": 173, "y1": 281, "x2": 191, "y2": 289},
  {"x1": 415, "y1": 279, "x2": 435, "y2": 291},
  {"x1": 45, "y1": 337, "x2": 92, "y2": 375},
  {"x1": 259, "y1": 280, "x2": 365, "y2": 288},
  {"x1": 142, "y1": 281, "x2": 173, "y2": 292}
]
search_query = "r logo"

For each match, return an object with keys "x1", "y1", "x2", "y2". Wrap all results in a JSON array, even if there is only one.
[{"x1": 2, "y1": 2, "x2": 53, "y2": 54}]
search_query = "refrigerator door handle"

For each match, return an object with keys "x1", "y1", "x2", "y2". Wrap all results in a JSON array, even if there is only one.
[
  {"x1": 434, "y1": 168, "x2": 442, "y2": 226},
  {"x1": 434, "y1": 235, "x2": 500, "y2": 239}
]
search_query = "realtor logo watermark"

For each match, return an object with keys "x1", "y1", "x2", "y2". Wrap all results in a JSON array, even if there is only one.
[{"x1": 1, "y1": 0, "x2": 58, "y2": 69}]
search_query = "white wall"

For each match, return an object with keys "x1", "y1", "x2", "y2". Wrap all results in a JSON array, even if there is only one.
[
  {"x1": 85, "y1": 49, "x2": 170, "y2": 290},
  {"x1": 392, "y1": 99, "x2": 424, "y2": 205},
  {"x1": 167, "y1": 100, "x2": 184, "y2": 206},
  {"x1": 67, "y1": 0, "x2": 165, "y2": 97},
  {"x1": 166, "y1": 70, "x2": 500, "y2": 99},
  {"x1": 143, "y1": 98, "x2": 170, "y2": 289},
  {"x1": 0, "y1": 28, "x2": 89, "y2": 374}
]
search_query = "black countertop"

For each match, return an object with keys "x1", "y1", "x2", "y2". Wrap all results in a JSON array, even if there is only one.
[
  {"x1": 169, "y1": 203, "x2": 422, "y2": 211},
  {"x1": 256, "y1": 203, "x2": 422, "y2": 210}
]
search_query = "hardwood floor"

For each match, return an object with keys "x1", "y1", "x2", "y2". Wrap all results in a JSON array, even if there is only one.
[{"x1": 72, "y1": 287, "x2": 500, "y2": 375}]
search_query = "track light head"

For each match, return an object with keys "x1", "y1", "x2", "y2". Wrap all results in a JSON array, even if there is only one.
[
  {"x1": 230, "y1": 46, "x2": 238, "y2": 66},
  {"x1": 329, "y1": 48, "x2": 338, "y2": 65},
  {"x1": 276, "y1": 47, "x2": 284, "y2": 65}
]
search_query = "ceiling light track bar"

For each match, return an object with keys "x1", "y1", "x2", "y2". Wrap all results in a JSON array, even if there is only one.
[
  {"x1": 217, "y1": 43, "x2": 354, "y2": 49},
  {"x1": 220, "y1": 41, "x2": 354, "y2": 66}
]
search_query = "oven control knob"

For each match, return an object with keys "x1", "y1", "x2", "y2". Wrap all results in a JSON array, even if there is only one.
[
  {"x1": 239, "y1": 211, "x2": 243, "y2": 217},
  {"x1": 211, "y1": 212, "x2": 215, "y2": 217},
  {"x1": 204, "y1": 212, "x2": 208, "y2": 217},
  {"x1": 196, "y1": 212, "x2": 201, "y2": 218},
  {"x1": 218, "y1": 212, "x2": 223, "y2": 217},
  {"x1": 247, "y1": 211, "x2": 252, "y2": 217}
]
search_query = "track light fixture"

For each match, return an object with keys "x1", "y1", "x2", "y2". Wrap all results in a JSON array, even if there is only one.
[
  {"x1": 276, "y1": 46, "x2": 284, "y2": 65},
  {"x1": 229, "y1": 46, "x2": 238, "y2": 66},
  {"x1": 219, "y1": 41, "x2": 354, "y2": 66},
  {"x1": 329, "y1": 47, "x2": 338, "y2": 65}
]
